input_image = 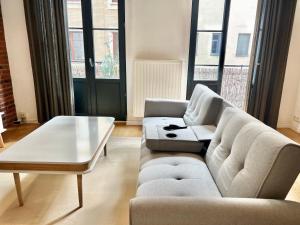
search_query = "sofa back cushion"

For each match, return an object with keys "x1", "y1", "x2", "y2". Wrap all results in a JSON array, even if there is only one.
[
  {"x1": 206, "y1": 108, "x2": 300, "y2": 199},
  {"x1": 183, "y1": 84, "x2": 223, "y2": 126}
]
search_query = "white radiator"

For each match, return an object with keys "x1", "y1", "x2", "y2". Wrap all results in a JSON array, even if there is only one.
[{"x1": 133, "y1": 60, "x2": 183, "y2": 117}]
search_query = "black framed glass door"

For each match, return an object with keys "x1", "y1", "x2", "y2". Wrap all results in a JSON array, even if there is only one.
[
  {"x1": 187, "y1": 0, "x2": 231, "y2": 98},
  {"x1": 187, "y1": 0, "x2": 260, "y2": 110},
  {"x1": 66, "y1": 0, "x2": 127, "y2": 120}
]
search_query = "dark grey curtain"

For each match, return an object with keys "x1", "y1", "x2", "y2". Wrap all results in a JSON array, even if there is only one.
[
  {"x1": 24, "y1": 0, "x2": 74, "y2": 123},
  {"x1": 247, "y1": 0, "x2": 297, "y2": 128}
]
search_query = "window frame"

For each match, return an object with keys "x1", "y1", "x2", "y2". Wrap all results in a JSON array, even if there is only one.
[{"x1": 187, "y1": 0, "x2": 231, "y2": 97}]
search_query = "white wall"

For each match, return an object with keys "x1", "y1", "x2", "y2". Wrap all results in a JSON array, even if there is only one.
[
  {"x1": 1, "y1": 0, "x2": 192, "y2": 124},
  {"x1": 1, "y1": 0, "x2": 38, "y2": 123},
  {"x1": 278, "y1": 0, "x2": 300, "y2": 131},
  {"x1": 125, "y1": 0, "x2": 192, "y2": 124}
]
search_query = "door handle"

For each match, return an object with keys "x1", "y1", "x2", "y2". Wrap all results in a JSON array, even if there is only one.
[{"x1": 89, "y1": 58, "x2": 94, "y2": 68}]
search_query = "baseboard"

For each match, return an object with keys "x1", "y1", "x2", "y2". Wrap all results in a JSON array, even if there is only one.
[
  {"x1": 126, "y1": 120, "x2": 142, "y2": 126},
  {"x1": 277, "y1": 121, "x2": 291, "y2": 128},
  {"x1": 24, "y1": 119, "x2": 39, "y2": 124},
  {"x1": 291, "y1": 121, "x2": 300, "y2": 133}
]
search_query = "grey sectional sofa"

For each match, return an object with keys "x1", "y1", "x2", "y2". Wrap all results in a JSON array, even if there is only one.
[{"x1": 130, "y1": 84, "x2": 300, "y2": 225}]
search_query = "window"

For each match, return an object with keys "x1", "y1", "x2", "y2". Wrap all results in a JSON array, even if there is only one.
[
  {"x1": 236, "y1": 33, "x2": 251, "y2": 57},
  {"x1": 189, "y1": 0, "x2": 226, "y2": 84},
  {"x1": 211, "y1": 33, "x2": 222, "y2": 56},
  {"x1": 69, "y1": 31, "x2": 84, "y2": 61}
]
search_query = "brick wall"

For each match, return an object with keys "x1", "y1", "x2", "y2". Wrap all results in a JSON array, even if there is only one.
[{"x1": 0, "y1": 7, "x2": 17, "y2": 127}]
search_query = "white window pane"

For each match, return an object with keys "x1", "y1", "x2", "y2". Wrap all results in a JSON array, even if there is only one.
[
  {"x1": 68, "y1": 30, "x2": 86, "y2": 78},
  {"x1": 92, "y1": 0, "x2": 118, "y2": 29},
  {"x1": 66, "y1": 0, "x2": 83, "y2": 28},
  {"x1": 195, "y1": 32, "x2": 220, "y2": 66},
  {"x1": 222, "y1": 0, "x2": 259, "y2": 109},
  {"x1": 198, "y1": 0, "x2": 225, "y2": 30},
  {"x1": 194, "y1": 66, "x2": 218, "y2": 81},
  {"x1": 94, "y1": 30, "x2": 120, "y2": 79}
]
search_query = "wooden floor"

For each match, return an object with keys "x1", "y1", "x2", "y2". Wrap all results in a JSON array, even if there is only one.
[
  {"x1": 0, "y1": 122, "x2": 143, "y2": 225},
  {"x1": 278, "y1": 128, "x2": 300, "y2": 143}
]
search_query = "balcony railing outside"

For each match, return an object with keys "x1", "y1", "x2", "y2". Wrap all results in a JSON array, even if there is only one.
[
  {"x1": 221, "y1": 65, "x2": 249, "y2": 109},
  {"x1": 71, "y1": 62, "x2": 249, "y2": 109},
  {"x1": 194, "y1": 65, "x2": 249, "y2": 109},
  {"x1": 70, "y1": 60, "x2": 119, "y2": 79}
]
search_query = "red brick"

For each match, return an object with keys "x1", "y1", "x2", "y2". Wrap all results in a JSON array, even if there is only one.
[{"x1": 0, "y1": 5, "x2": 16, "y2": 127}]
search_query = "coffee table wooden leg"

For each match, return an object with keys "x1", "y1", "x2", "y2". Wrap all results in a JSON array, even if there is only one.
[
  {"x1": 77, "y1": 174, "x2": 83, "y2": 207},
  {"x1": 0, "y1": 133, "x2": 4, "y2": 148},
  {"x1": 104, "y1": 144, "x2": 107, "y2": 156},
  {"x1": 13, "y1": 173, "x2": 23, "y2": 206}
]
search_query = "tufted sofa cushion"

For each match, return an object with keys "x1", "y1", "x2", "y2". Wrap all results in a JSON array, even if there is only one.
[
  {"x1": 140, "y1": 139, "x2": 204, "y2": 165},
  {"x1": 137, "y1": 157, "x2": 221, "y2": 198},
  {"x1": 206, "y1": 108, "x2": 300, "y2": 199},
  {"x1": 183, "y1": 84, "x2": 223, "y2": 126}
]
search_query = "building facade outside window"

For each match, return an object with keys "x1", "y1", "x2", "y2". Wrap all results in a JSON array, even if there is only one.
[
  {"x1": 69, "y1": 30, "x2": 84, "y2": 61},
  {"x1": 211, "y1": 33, "x2": 222, "y2": 56},
  {"x1": 236, "y1": 33, "x2": 251, "y2": 57}
]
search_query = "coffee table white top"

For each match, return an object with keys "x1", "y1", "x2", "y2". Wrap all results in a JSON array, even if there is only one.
[{"x1": 0, "y1": 116, "x2": 114, "y2": 166}]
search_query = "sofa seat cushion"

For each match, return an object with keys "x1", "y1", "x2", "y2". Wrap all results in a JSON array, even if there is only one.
[
  {"x1": 141, "y1": 155, "x2": 205, "y2": 169},
  {"x1": 136, "y1": 179, "x2": 221, "y2": 197},
  {"x1": 140, "y1": 141, "x2": 203, "y2": 165},
  {"x1": 136, "y1": 156, "x2": 221, "y2": 198},
  {"x1": 143, "y1": 117, "x2": 186, "y2": 127}
]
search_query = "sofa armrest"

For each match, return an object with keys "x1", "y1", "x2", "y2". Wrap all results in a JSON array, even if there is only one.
[
  {"x1": 130, "y1": 197, "x2": 300, "y2": 225},
  {"x1": 144, "y1": 98, "x2": 189, "y2": 118}
]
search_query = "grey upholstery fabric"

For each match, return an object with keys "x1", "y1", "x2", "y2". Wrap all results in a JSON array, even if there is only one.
[
  {"x1": 215, "y1": 99, "x2": 234, "y2": 125},
  {"x1": 206, "y1": 107, "x2": 300, "y2": 199},
  {"x1": 140, "y1": 140, "x2": 204, "y2": 166},
  {"x1": 136, "y1": 178, "x2": 221, "y2": 198},
  {"x1": 141, "y1": 155, "x2": 205, "y2": 169},
  {"x1": 144, "y1": 125, "x2": 203, "y2": 153},
  {"x1": 130, "y1": 198, "x2": 300, "y2": 225},
  {"x1": 205, "y1": 107, "x2": 256, "y2": 191},
  {"x1": 137, "y1": 156, "x2": 221, "y2": 198},
  {"x1": 144, "y1": 99, "x2": 189, "y2": 118},
  {"x1": 133, "y1": 85, "x2": 300, "y2": 225},
  {"x1": 143, "y1": 117, "x2": 185, "y2": 127},
  {"x1": 183, "y1": 84, "x2": 223, "y2": 126},
  {"x1": 191, "y1": 125, "x2": 216, "y2": 141}
]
